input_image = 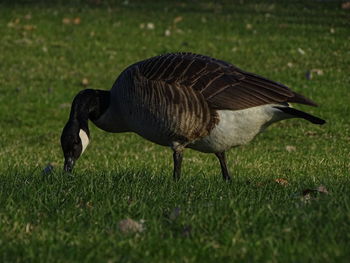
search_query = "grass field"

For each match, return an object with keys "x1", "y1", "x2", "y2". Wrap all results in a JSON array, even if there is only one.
[{"x1": 0, "y1": 0, "x2": 349, "y2": 262}]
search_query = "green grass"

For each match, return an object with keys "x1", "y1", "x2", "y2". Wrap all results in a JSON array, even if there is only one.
[{"x1": 0, "y1": 0, "x2": 349, "y2": 262}]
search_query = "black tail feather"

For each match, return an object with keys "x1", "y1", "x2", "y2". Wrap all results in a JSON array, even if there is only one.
[
  {"x1": 275, "y1": 106, "x2": 326, "y2": 125},
  {"x1": 289, "y1": 92, "x2": 318, "y2": 107}
]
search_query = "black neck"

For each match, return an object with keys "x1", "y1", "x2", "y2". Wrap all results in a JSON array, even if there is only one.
[{"x1": 68, "y1": 89, "x2": 110, "y2": 133}]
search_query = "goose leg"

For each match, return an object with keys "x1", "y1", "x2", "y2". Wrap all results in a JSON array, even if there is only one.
[
  {"x1": 173, "y1": 149, "x2": 183, "y2": 181},
  {"x1": 215, "y1": 152, "x2": 231, "y2": 181}
]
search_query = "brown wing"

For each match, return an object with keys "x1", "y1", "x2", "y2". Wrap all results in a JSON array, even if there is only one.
[{"x1": 137, "y1": 52, "x2": 317, "y2": 110}]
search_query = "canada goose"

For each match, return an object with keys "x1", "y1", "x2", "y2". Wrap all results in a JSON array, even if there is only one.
[{"x1": 61, "y1": 52, "x2": 325, "y2": 180}]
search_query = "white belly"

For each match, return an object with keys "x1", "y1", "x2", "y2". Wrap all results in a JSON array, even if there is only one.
[{"x1": 189, "y1": 105, "x2": 287, "y2": 153}]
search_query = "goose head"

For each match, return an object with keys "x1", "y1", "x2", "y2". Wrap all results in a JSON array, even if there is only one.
[
  {"x1": 60, "y1": 89, "x2": 110, "y2": 173},
  {"x1": 60, "y1": 120, "x2": 89, "y2": 172}
]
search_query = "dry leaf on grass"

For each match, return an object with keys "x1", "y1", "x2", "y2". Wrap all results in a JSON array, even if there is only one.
[
  {"x1": 303, "y1": 186, "x2": 329, "y2": 196},
  {"x1": 25, "y1": 223, "x2": 34, "y2": 233},
  {"x1": 300, "y1": 185, "x2": 329, "y2": 203},
  {"x1": 81, "y1": 78, "x2": 89, "y2": 86},
  {"x1": 118, "y1": 218, "x2": 145, "y2": 234},
  {"x1": 275, "y1": 178, "x2": 289, "y2": 186},
  {"x1": 316, "y1": 185, "x2": 329, "y2": 194},
  {"x1": 312, "y1": 69, "x2": 324, "y2": 75},
  {"x1": 62, "y1": 17, "x2": 81, "y2": 25},
  {"x1": 173, "y1": 16, "x2": 183, "y2": 24},
  {"x1": 297, "y1": 48, "x2": 305, "y2": 55},
  {"x1": 164, "y1": 29, "x2": 171, "y2": 36},
  {"x1": 62, "y1": 18, "x2": 71, "y2": 24},
  {"x1": 306, "y1": 68, "x2": 324, "y2": 80},
  {"x1": 341, "y1": 2, "x2": 350, "y2": 9},
  {"x1": 7, "y1": 18, "x2": 21, "y2": 28},
  {"x1": 146, "y1": 22, "x2": 155, "y2": 30},
  {"x1": 73, "y1": 17, "x2": 81, "y2": 25},
  {"x1": 59, "y1": 103, "x2": 71, "y2": 109},
  {"x1": 24, "y1": 14, "x2": 32, "y2": 20},
  {"x1": 23, "y1": 25, "x2": 36, "y2": 31},
  {"x1": 305, "y1": 130, "x2": 317, "y2": 137},
  {"x1": 285, "y1": 145, "x2": 296, "y2": 152},
  {"x1": 140, "y1": 22, "x2": 155, "y2": 30}
]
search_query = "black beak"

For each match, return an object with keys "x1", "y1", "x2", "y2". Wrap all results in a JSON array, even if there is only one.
[{"x1": 64, "y1": 157, "x2": 75, "y2": 173}]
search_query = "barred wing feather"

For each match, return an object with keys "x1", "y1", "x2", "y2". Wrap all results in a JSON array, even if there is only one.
[{"x1": 136, "y1": 52, "x2": 317, "y2": 110}]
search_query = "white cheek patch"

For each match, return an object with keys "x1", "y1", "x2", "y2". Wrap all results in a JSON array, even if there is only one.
[{"x1": 79, "y1": 129, "x2": 89, "y2": 154}]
